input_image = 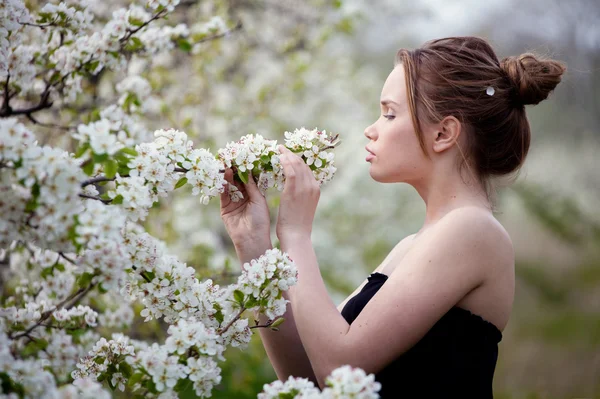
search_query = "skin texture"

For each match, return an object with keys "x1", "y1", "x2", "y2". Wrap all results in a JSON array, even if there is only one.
[{"x1": 219, "y1": 64, "x2": 515, "y2": 388}]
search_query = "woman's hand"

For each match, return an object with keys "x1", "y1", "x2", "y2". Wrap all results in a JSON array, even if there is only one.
[
  {"x1": 220, "y1": 168, "x2": 272, "y2": 263},
  {"x1": 276, "y1": 145, "x2": 320, "y2": 244}
]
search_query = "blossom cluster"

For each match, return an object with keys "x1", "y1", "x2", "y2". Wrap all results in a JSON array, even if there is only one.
[
  {"x1": 0, "y1": 0, "x2": 232, "y2": 105},
  {"x1": 74, "y1": 246, "x2": 298, "y2": 397},
  {"x1": 72, "y1": 125, "x2": 339, "y2": 222},
  {"x1": 73, "y1": 324, "x2": 222, "y2": 397},
  {"x1": 121, "y1": 229, "x2": 297, "y2": 335},
  {"x1": 217, "y1": 128, "x2": 339, "y2": 195},
  {"x1": 259, "y1": 366, "x2": 381, "y2": 399}
]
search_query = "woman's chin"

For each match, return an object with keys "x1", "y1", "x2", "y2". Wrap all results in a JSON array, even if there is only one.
[
  {"x1": 368, "y1": 168, "x2": 387, "y2": 183},
  {"x1": 369, "y1": 168, "x2": 401, "y2": 184}
]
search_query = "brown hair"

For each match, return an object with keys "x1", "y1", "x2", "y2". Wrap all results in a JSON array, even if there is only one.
[{"x1": 395, "y1": 36, "x2": 566, "y2": 199}]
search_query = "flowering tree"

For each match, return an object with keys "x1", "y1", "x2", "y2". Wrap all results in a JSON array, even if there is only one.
[{"x1": 0, "y1": 0, "x2": 380, "y2": 398}]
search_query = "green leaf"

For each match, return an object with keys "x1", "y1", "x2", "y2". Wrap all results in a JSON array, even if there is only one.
[
  {"x1": 88, "y1": 60, "x2": 100, "y2": 73},
  {"x1": 142, "y1": 378, "x2": 158, "y2": 394},
  {"x1": 119, "y1": 361, "x2": 133, "y2": 378},
  {"x1": 97, "y1": 283, "x2": 108, "y2": 294},
  {"x1": 237, "y1": 169, "x2": 248, "y2": 184},
  {"x1": 117, "y1": 166, "x2": 131, "y2": 176},
  {"x1": 103, "y1": 159, "x2": 118, "y2": 179},
  {"x1": 175, "y1": 177, "x2": 188, "y2": 189},
  {"x1": 111, "y1": 194, "x2": 124, "y2": 205},
  {"x1": 173, "y1": 378, "x2": 188, "y2": 392},
  {"x1": 214, "y1": 309, "x2": 224, "y2": 324},
  {"x1": 31, "y1": 183, "x2": 40, "y2": 197},
  {"x1": 177, "y1": 39, "x2": 192, "y2": 52},
  {"x1": 126, "y1": 37, "x2": 144, "y2": 52},
  {"x1": 128, "y1": 17, "x2": 145, "y2": 27},
  {"x1": 49, "y1": 72, "x2": 61, "y2": 84},
  {"x1": 244, "y1": 296, "x2": 258, "y2": 308},
  {"x1": 128, "y1": 372, "x2": 144, "y2": 387},
  {"x1": 76, "y1": 272, "x2": 94, "y2": 288},
  {"x1": 89, "y1": 108, "x2": 101, "y2": 122},
  {"x1": 22, "y1": 338, "x2": 49, "y2": 356},
  {"x1": 24, "y1": 197, "x2": 38, "y2": 212},
  {"x1": 69, "y1": 328, "x2": 87, "y2": 340},
  {"x1": 120, "y1": 147, "x2": 138, "y2": 157},
  {"x1": 93, "y1": 152, "x2": 109, "y2": 163},
  {"x1": 271, "y1": 317, "x2": 285, "y2": 329},
  {"x1": 82, "y1": 161, "x2": 95, "y2": 176},
  {"x1": 74, "y1": 142, "x2": 90, "y2": 158},
  {"x1": 233, "y1": 289, "x2": 245, "y2": 305},
  {"x1": 40, "y1": 267, "x2": 54, "y2": 279}
]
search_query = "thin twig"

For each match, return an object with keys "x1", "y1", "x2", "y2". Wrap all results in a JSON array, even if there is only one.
[
  {"x1": 78, "y1": 193, "x2": 112, "y2": 204},
  {"x1": 250, "y1": 320, "x2": 277, "y2": 329},
  {"x1": 0, "y1": 87, "x2": 53, "y2": 118},
  {"x1": 80, "y1": 176, "x2": 122, "y2": 188},
  {"x1": 218, "y1": 306, "x2": 246, "y2": 335},
  {"x1": 58, "y1": 252, "x2": 77, "y2": 265},
  {"x1": 10, "y1": 283, "x2": 96, "y2": 340},
  {"x1": 195, "y1": 21, "x2": 243, "y2": 45},
  {"x1": 26, "y1": 114, "x2": 75, "y2": 131},
  {"x1": 1, "y1": 74, "x2": 10, "y2": 115},
  {"x1": 120, "y1": 9, "x2": 168, "y2": 44},
  {"x1": 19, "y1": 21, "x2": 57, "y2": 29}
]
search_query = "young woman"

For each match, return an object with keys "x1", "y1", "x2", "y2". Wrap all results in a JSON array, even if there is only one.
[{"x1": 219, "y1": 36, "x2": 566, "y2": 397}]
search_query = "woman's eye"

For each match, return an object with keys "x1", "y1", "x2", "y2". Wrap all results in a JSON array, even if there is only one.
[{"x1": 383, "y1": 115, "x2": 395, "y2": 120}]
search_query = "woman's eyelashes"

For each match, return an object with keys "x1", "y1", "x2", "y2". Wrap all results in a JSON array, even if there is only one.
[{"x1": 383, "y1": 114, "x2": 395, "y2": 120}]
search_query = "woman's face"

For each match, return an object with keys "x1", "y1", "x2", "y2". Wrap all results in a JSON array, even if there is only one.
[{"x1": 364, "y1": 64, "x2": 434, "y2": 184}]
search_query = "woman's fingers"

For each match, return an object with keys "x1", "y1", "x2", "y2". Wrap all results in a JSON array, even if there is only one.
[
  {"x1": 243, "y1": 169, "x2": 265, "y2": 203},
  {"x1": 278, "y1": 145, "x2": 317, "y2": 191},
  {"x1": 220, "y1": 168, "x2": 248, "y2": 211},
  {"x1": 219, "y1": 168, "x2": 234, "y2": 209},
  {"x1": 278, "y1": 145, "x2": 296, "y2": 187}
]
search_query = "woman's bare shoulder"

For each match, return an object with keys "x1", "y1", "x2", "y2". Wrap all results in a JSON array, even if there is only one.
[{"x1": 426, "y1": 206, "x2": 515, "y2": 277}]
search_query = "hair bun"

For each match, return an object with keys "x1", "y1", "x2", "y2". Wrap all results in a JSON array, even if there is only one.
[{"x1": 500, "y1": 53, "x2": 566, "y2": 106}]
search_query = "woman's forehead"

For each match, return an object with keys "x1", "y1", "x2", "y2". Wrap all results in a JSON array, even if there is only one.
[{"x1": 381, "y1": 65, "x2": 406, "y2": 104}]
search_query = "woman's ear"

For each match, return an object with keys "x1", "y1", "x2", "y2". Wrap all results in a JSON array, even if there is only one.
[{"x1": 432, "y1": 116, "x2": 461, "y2": 154}]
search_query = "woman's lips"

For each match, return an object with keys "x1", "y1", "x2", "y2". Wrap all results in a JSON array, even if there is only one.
[{"x1": 366, "y1": 147, "x2": 375, "y2": 162}]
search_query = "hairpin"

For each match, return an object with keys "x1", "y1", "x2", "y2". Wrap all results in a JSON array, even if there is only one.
[{"x1": 486, "y1": 86, "x2": 495, "y2": 96}]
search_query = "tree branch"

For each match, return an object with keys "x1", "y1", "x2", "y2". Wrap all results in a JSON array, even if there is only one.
[
  {"x1": 218, "y1": 306, "x2": 246, "y2": 335},
  {"x1": 195, "y1": 21, "x2": 243, "y2": 45},
  {"x1": 26, "y1": 114, "x2": 75, "y2": 131},
  {"x1": 1, "y1": 74, "x2": 10, "y2": 115},
  {"x1": 0, "y1": 86, "x2": 53, "y2": 118},
  {"x1": 120, "y1": 9, "x2": 168, "y2": 44},
  {"x1": 10, "y1": 282, "x2": 96, "y2": 340},
  {"x1": 249, "y1": 316, "x2": 284, "y2": 330},
  {"x1": 58, "y1": 252, "x2": 77, "y2": 265},
  {"x1": 80, "y1": 176, "x2": 123, "y2": 188},
  {"x1": 78, "y1": 193, "x2": 112, "y2": 204}
]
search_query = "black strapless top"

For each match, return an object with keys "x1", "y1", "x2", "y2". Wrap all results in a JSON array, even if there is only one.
[{"x1": 341, "y1": 272, "x2": 502, "y2": 398}]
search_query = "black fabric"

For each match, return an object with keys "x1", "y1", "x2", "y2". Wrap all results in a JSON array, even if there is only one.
[{"x1": 340, "y1": 272, "x2": 502, "y2": 398}]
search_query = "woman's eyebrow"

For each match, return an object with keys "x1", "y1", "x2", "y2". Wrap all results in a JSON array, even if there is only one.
[{"x1": 380, "y1": 99, "x2": 400, "y2": 107}]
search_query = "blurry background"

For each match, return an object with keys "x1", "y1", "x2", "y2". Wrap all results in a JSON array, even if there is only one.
[{"x1": 85, "y1": 0, "x2": 600, "y2": 397}]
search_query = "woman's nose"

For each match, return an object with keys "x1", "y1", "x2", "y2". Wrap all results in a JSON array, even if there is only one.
[{"x1": 364, "y1": 124, "x2": 377, "y2": 140}]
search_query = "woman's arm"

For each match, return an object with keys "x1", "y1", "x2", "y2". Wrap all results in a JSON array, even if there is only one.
[{"x1": 281, "y1": 208, "x2": 495, "y2": 388}]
